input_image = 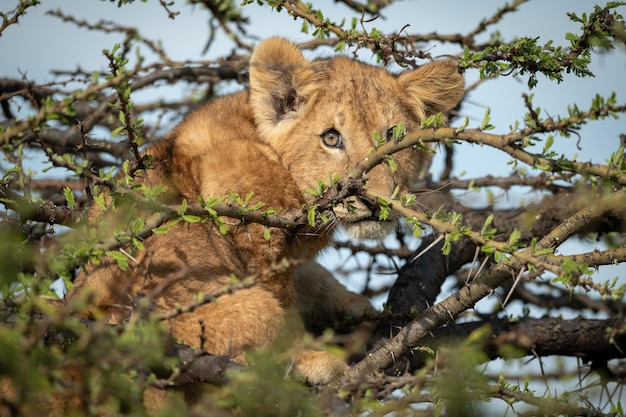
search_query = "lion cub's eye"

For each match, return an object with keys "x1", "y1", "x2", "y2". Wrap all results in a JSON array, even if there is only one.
[
  {"x1": 387, "y1": 126, "x2": 406, "y2": 142},
  {"x1": 321, "y1": 129, "x2": 343, "y2": 149}
]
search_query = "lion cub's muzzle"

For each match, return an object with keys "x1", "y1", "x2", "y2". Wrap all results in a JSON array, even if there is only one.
[{"x1": 332, "y1": 196, "x2": 397, "y2": 240}]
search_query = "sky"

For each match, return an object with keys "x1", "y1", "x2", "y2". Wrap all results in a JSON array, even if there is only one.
[{"x1": 2, "y1": 0, "x2": 626, "y2": 294}]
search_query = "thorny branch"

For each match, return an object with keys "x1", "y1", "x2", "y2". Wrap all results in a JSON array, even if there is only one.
[
  {"x1": 351, "y1": 118, "x2": 626, "y2": 187},
  {"x1": 0, "y1": 0, "x2": 39, "y2": 37},
  {"x1": 344, "y1": 188, "x2": 626, "y2": 380}
]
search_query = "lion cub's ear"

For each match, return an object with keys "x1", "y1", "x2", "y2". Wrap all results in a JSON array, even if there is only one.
[
  {"x1": 249, "y1": 37, "x2": 325, "y2": 142},
  {"x1": 398, "y1": 60, "x2": 465, "y2": 121}
]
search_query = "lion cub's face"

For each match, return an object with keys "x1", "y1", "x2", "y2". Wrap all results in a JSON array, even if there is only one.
[{"x1": 249, "y1": 38, "x2": 464, "y2": 240}]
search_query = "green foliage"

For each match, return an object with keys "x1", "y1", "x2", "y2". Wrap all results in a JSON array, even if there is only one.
[
  {"x1": 307, "y1": 204, "x2": 319, "y2": 227},
  {"x1": 371, "y1": 130, "x2": 385, "y2": 147},
  {"x1": 420, "y1": 112, "x2": 445, "y2": 129},
  {"x1": 377, "y1": 196, "x2": 391, "y2": 221},
  {"x1": 212, "y1": 356, "x2": 323, "y2": 417},
  {"x1": 459, "y1": 2, "x2": 626, "y2": 88},
  {"x1": 480, "y1": 214, "x2": 497, "y2": 240},
  {"x1": 384, "y1": 155, "x2": 397, "y2": 172},
  {"x1": 480, "y1": 108, "x2": 495, "y2": 131},
  {"x1": 305, "y1": 179, "x2": 327, "y2": 197},
  {"x1": 0, "y1": 225, "x2": 39, "y2": 294},
  {"x1": 430, "y1": 326, "x2": 491, "y2": 416},
  {"x1": 0, "y1": 297, "x2": 174, "y2": 416}
]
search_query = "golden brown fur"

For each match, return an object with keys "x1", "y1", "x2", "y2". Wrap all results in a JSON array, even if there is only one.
[{"x1": 66, "y1": 38, "x2": 465, "y2": 387}]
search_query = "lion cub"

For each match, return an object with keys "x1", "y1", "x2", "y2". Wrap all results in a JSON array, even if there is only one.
[{"x1": 67, "y1": 38, "x2": 464, "y2": 384}]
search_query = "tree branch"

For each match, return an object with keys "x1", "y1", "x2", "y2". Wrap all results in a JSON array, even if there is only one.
[{"x1": 346, "y1": 189, "x2": 626, "y2": 380}]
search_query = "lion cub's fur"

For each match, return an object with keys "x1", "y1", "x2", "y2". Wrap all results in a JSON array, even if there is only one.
[{"x1": 67, "y1": 38, "x2": 464, "y2": 386}]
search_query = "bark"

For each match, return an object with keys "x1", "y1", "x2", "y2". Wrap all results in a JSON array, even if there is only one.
[
  {"x1": 165, "y1": 345, "x2": 243, "y2": 387},
  {"x1": 423, "y1": 317, "x2": 626, "y2": 364},
  {"x1": 383, "y1": 188, "x2": 580, "y2": 325},
  {"x1": 0, "y1": 186, "x2": 83, "y2": 226}
]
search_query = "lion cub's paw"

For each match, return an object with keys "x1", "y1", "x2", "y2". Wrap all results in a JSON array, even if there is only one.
[
  {"x1": 291, "y1": 349, "x2": 348, "y2": 385},
  {"x1": 341, "y1": 291, "x2": 374, "y2": 318}
]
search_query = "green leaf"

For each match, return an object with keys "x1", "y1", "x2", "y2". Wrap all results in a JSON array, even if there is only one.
[
  {"x1": 105, "y1": 250, "x2": 129, "y2": 271},
  {"x1": 93, "y1": 193, "x2": 107, "y2": 210},
  {"x1": 153, "y1": 219, "x2": 178, "y2": 234},
  {"x1": 307, "y1": 205, "x2": 318, "y2": 227},
  {"x1": 534, "y1": 161, "x2": 552, "y2": 171},
  {"x1": 182, "y1": 215, "x2": 201, "y2": 223},
  {"x1": 455, "y1": 116, "x2": 469, "y2": 133},
  {"x1": 420, "y1": 114, "x2": 437, "y2": 129},
  {"x1": 542, "y1": 135, "x2": 555, "y2": 155},
  {"x1": 63, "y1": 187, "x2": 75, "y2": 207},
  {"x1": 507, "y1": 229, "x2": 522, "y2": 249},
  {"x1": 493, "y1": 250, "x2": 507, "y2": 263},
  {"x1": 385, "y1": 156, "x2": 398, "y2": 172},
  {"x1": 401, "y1": 193, "x2": 416, "y2": 207},
  {"x1": 390, "y1": 186, "x2": 400, "y2": 200},
  {"x1": 481, "y1": 214, "x2": 497, "y2": 239},
  {"x1": 406, "y1": 217, "x2": 422, "y2": 238},
  {"x1": 392, "y1": 122, "x2": 406, "y2": 141},
  {"x1": 377, "y1": 196, "x2": 391, "y2": 221},
  {"x1": 481, "y1": 245, "x2": 495, "y2": 256},
  {"x1": 132, "y1": 237, "x2": 145, "y2": 252},
  {"x1": 441, "y1": 236, "x2": 452, "y2": 255},
  {"x1": 534, "y1": 247, "x2": 554, "y2": 256},
  {"x1": 372, "y1": 130, "x2": 385, "y2": 147},
  {"x1": 480, "y1": 108, "x2": 494, "y2": 130},
  {"x1": 111, "y1": 125, "x2": 125, "y2": 137}
]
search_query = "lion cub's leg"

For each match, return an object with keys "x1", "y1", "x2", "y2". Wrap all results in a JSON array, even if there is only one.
[
  {"x1": 293, "y1": 261, "x2": 373, "y2": 330},
  {"x1": 290, "y1": 348, "x2": 348, "y2": 385},
  {"x1": 165, "y1": 285, "x2": 286, "y2": 362},
  {"x1": 162, "y1": 282, "x2": 348, "y2": 385}
]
